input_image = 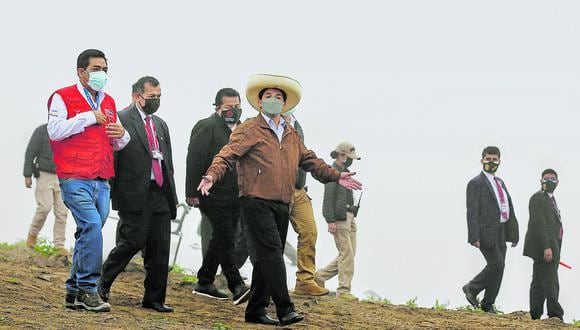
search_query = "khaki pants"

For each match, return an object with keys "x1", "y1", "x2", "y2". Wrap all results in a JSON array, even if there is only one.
[
  {"x1": 28, "y1": 171, "x2": 68, "y2": 247},
  {"x1": 317, "y1": 212, "x2": 357, "y2": 294},
  {"x1": 289, "y1": 188, "x2": 318, "y2": 284}
]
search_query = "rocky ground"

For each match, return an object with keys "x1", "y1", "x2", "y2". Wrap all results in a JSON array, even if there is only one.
[{"x1": 0, "y1": 243, "x2": 576, "y2": 329}]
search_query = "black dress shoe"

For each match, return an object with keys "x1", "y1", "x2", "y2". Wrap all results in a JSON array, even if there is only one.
[
  {"x1": 233, "y1": 285, "x2": 251, "y2": 305},
  {"x1": 245, "y1": 314, "x2": 279, "y2": 326},
  {"x1": 462, "y1": 284, "x2": 479, "y2": 308},
  {"x1": 279, "y1": 311, "x2": 304, "y2": 326},
  {"x1": 481, "y1": 306, "x2": 499, "y2": 314},
  {"x1": 142, "y1": 302, "x2": 174, "y2": 313}
]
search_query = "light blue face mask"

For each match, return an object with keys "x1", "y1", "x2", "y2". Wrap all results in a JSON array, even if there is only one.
[
  {"x1": 261, "y1": 97, "x2": 284, "y2": 116},
  {"x1": 87, "y1": 71, "x2": 108, "y2": 91}
]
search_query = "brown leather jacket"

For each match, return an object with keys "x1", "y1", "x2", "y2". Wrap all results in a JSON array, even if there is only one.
[{"x1": 206, "y1": 114, "x2": 340, "y2": 204}]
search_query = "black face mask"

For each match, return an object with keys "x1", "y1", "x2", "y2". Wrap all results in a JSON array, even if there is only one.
[
  {"x1": 221, "y1": 107, "x2": 242, "y2": 124},
  {"x1": 483, "y1": 161, "x2": 499, "y2": 174},
  {"x1": 542, "y1": 179, "x2": 558, "y2": 193},
  {"x1": 140, "y1": 96, "x2": 160, "y2": 115},
  {"x1": 344, "y1": 157, "x2": 353, "y2": 168}
]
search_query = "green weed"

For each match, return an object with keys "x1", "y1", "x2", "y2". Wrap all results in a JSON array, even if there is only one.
[
  {"x1": 170, "y1": 264, "x2": 186, "y2": 275},
  {"x1": 6, "y1": 278, "x2": 19, "y2": 285},
  {"x1": 405, "y1": 297, "x2": 418, "y2": 308},
  {"x1": 33, "y1": 238, "x2": 58, "y2": 257},
  {"x1": 212, "y1": 322, "x2": 231, "y2": 330},
  {"x1": 433, "y1": 299, "x2": 448, "y2": 310},
  {"x1": 456, "y1": 305, "x2": 484, "y2": 313},
  {"x1": 181, "y1": 275, "x2": 198, "y2": 284},
  {"x1": 571, "y1": 319, "x2": 580, "y2": 326},
  {"x1": 364, "y1": 296, "x2": 392, "y2": 305}
]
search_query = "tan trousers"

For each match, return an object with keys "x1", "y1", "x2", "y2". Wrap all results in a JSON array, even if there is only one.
[
  {"x1": 289, "y1": 188, "x2": 318, "y2": 284},
  {"x1": 317, "y1": 212, "x2": 357, "y2": 294},
  {"x1": 28, "y1": 171, "x2": 68, "y2": 247}
]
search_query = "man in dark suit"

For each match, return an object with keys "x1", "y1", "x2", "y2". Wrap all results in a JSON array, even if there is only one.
[
  {"x1": 463, "y1": 146, "x2": 519, "y2": 313},
  {"x1": 99, "y1": 76, "x2": 178, "y2": 313},
  {"x1": 185, "y1": 88, "x2": 250, "y2": 304},
  {"x1": 523, "y1": 169, "x2": 564, "y2": 320}
]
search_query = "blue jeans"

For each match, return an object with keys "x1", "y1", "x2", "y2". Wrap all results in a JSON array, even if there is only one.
[{"x1": 60, "y1": 179, "x2": 110, "y2": 294}]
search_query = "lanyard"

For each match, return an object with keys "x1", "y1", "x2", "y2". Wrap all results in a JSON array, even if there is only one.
[{"x1": 83, "y1": 88, "x2": 100, "y2": 110}]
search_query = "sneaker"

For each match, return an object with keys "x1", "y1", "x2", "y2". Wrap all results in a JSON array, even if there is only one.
[
  {"x1": 65, "y1": 292, "x2": 78, "y2": 310},
  {"x1": 75, "y1": 292, "x2": 111, "y2": 312},
  {"x1": 97, "y1": 285, "x2": 110, "y2": 303},
  {"x1": 337, "y1": 293, "x2": 359, "y2": 302},
  {"x1": 193, "y1": 283, "x2": 228, "y2": 300},
  {"x1": 232, "y1": 285, "x2": 251, "y2": 305}
]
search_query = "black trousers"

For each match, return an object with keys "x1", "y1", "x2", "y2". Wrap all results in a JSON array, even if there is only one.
[
  {"x1": 530, "y1": 259, "x2": 564, "y2": 320},
  {"x1": 241, "y1": 197, "x2": 294, "y2": 319},
  {"x1": 468, "y1": 241, "x2": 507, "y2": 309},
  {"x1": 101, "y1": 184, "x2": 171, "y2": 304},
  {"x1": 197, "y1": 201, "x2": 244, "y2": 292}
]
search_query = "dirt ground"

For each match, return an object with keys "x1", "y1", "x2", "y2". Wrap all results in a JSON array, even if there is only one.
[{"x1": 0, "y1": 245, "x2": 575, "y2": 329}]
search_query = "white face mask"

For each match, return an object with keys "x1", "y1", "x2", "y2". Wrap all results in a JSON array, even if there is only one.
[{"x1": 261, "y1": 97, "x2": 284, "y2": 116}]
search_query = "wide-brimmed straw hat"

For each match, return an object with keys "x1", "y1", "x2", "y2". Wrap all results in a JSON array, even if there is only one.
[{"x1": 246, "y1": 74, "x2": 302, "y2": 113}]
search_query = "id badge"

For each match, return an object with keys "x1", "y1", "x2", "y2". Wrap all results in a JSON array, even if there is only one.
[{"x1": 152, "y1": 149, "x2": 164, "y2": 160}]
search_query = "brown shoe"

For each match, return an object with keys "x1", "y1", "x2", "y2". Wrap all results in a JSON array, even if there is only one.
[
  {"x1": 26, "y1": 234, "x2": 37, "y2": 248},
  {"x1": 56, "y1": 247, "x2": 71, "y2": 256},
  {"x1": 294, "y1": 281, "x2": 329, "y2": 296},
  {"x1": 314, "y1": 274, "x2": 325, "y2": 289}
]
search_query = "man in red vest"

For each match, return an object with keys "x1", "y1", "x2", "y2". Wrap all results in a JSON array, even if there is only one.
[{"x1": 47, "y1": 49, "x2": 130, "y2": 312}]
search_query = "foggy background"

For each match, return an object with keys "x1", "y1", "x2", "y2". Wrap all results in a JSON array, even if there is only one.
[{"x1": 1, "y1": 0, "x2": 579, "y2": 322}]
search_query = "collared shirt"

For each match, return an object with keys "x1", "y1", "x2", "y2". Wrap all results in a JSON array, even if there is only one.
[
  {"x1": 135, "y1": 105, "x2": 162, "y2": 181},
  {"x1": 285, "y1": 114, "x2": 297, "y2": 128},
  {"x1": 47, "y1": 83, "x2": 130, "y2": 151},
  {"x1": 483, "y1": 171, "x2": 510, "y2": 223},
  {"x1": 261, "y1": 112, "x2": 286, "y2": 142}
]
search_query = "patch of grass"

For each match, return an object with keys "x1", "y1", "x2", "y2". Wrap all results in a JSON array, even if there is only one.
[
  {"x1": 405, "y1": 297, "x2": 418, "y2": 308},
  {"x1": 33, "y1": 238, "x2": 58, "y2": 257},
  {"x1": 572, "y1": 319, "x2": 580, "y2": 326},
  {"x1": 456, "y1": 305, "x2": 484, "y2": 313},
  {"x1": 6, "y1": 278, "x2": 20, "y2": 285},
  {"x1": 212, "y1": 323, "x2": 231, "y2": 330},
  {"x1": 433, "y1": 299, "x2": 448, "y2": 310},
  {"x1": 0, "y1": 241, "x2": 26, "y2": 250},
  {"x1": 170, "y1": 264, "x2": 186, "y2": 275},
  {"x1": 181, "y1": 275, "x2": 198, "y2": 284},
  {"x1": 364, "y1": 296, "x2": 392, "y2": 305}
]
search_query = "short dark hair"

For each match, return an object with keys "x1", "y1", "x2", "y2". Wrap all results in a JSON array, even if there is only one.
[
  {"x1": 542, "y1": 168, "x2": 558, "y2": 178},
  {"x1": 214, "y1": 88, "x2": 240, "y2": 107},
  {"x1": 482, "y1": 146, "x2": 501, "y2": 159},
  {"x1": 77, "y1": 49, "x2": 107, "y2": 69},
  {"x1": 133, "y1": 76, "x2": 160, "y2": 94},
  {"x1": 258, "y1": 88, "x2": 287, "y2": 101}
]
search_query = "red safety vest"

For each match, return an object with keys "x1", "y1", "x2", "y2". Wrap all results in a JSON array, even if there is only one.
[{"x1": 48, "y1": 85, "x2": 117, "y2": 179}]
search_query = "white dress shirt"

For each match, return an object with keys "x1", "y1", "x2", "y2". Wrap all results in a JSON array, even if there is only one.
[
  {"x1": 261, "y1": 113, "x2": 286, "y2": 142},
  {"x1": 483, "y1": 171, "x2": 510, "y2": 223},
  {"x1": 47, "y1": 83, "x2": 130, "y2": 150}
]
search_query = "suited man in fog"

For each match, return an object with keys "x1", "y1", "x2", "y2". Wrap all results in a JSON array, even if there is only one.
[
  {"x1": 462, "y1": 146, "x2": 519, "y2": 313},
  {"x1": 99, "y1": 76, "x2": 178, "y2": 313}
]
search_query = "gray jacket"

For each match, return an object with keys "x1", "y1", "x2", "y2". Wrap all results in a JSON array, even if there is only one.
[
  {"x1": 322, "y1": 162, "x2": 354, "y2": 222},
  {"x1": 23, "y1": 124, "x2": 56, "y2": 177}
]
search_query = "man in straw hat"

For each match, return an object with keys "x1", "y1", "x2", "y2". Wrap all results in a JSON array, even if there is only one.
[
  {"x1": 316, "y1": 142, "x2": 361, "y2": 301},
  {"x1": 198, "y1": 74, "x2": 362, "y2": 326}
]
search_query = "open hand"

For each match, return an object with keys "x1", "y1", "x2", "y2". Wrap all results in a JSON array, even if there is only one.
[
  {"x1": 197, "y1": 175, "x2": 214, "y2": 196},
  {"x1": 338, "y1": 172, "x2": 362, "y2": 190}
]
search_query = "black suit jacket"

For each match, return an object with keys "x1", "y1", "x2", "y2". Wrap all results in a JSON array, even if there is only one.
[
  {"x1": 466, "y1": 172, "x2": 519, "y2": 249},
  {"x1": 111, "y1": 105, "x2": 178, "y2": 219},
  {"x1": 523, "y1": 191, "x2": 563, "y2": 262},
  {"x1": 185, "y1": 113, "x2": 239, "y2": 204}
]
